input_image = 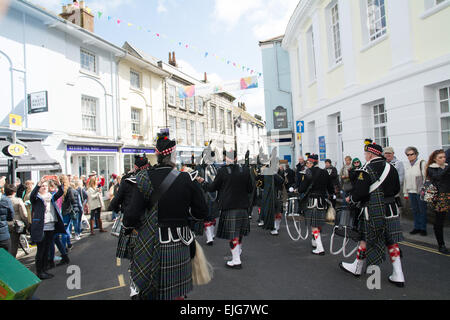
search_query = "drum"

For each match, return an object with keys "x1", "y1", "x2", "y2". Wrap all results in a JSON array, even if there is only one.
[
  {"x1": 330, "y1": 207, "x2": 359, "y2": 257},
  {"x1": 333, "y1": 207, "x2": 359, "y2": 241},
  {"x1": 286, "y1": 196, "x2": 301, "y2": 217}
]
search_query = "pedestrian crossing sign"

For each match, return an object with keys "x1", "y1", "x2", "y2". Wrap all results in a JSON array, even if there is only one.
[{"x1": 9, "y1": 114, "x2": 22, "y2": 131}]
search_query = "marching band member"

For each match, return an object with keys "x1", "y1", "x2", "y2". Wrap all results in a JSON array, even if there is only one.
[
  {"x1": 340, "y1": 140, "x2": 405, "y2": 287},
  {"x1": 198, "y1": 150, "x2": 254, "y2": 269},
  {"x1": 124, "y1": 133, "x2": 208, "y2": 300},
  {"x1": 298, "y1": 154, "x2": 334, "y2": 255}
]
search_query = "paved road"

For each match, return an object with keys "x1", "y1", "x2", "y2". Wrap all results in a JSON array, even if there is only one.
[{"x1": 23, "y1": 213, "x2": 450, "y2": 300}]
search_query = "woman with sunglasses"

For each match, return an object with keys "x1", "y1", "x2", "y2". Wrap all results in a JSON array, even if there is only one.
[{"x1": 403, "y1": 147, "x2": 428, "y2": 236}]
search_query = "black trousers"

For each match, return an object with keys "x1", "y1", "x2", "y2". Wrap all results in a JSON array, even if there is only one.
[
  {"x1": 35, "y1": 230, "x2": 55, "y2": 274},
  {"x1": 434, "y1": 211, "x2": 447, "y2": 246},
  {"x1": 0, "y1": 238, "x2": 10, "y2": 252}
]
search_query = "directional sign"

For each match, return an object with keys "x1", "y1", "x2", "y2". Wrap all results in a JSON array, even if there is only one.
[
  {"x1": 7, "y1": 144, "x2": 26, "y2": 157},
  {"x1": 9, "y1": 114, "x2": 22, "y2": 131},
  {"x1": 296, "y1": 121, "x2": 304, "y2": 133}
]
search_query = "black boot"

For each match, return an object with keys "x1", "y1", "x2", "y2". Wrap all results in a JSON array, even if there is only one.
[
  {"x1": 438, "y1": 245, "x2": 449, "y2": 255},
  {"x1": 46, "y1": 260, "x2": 55, "y2": 271},
  {"x1": 57, "y1": 254, "x2": 70, "y2": 266}
]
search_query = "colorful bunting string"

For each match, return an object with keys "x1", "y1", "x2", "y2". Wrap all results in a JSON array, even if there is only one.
[{"x1": 66, "y1": 3, "x2": 263, "y2": 77}]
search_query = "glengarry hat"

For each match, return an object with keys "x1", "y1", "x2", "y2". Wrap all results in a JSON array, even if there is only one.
[
  {"x1": 364, "y1": 139, "x2": 383, "y2": 157},
  {"x1": 156, "y1": 132, "x2": 176, "y2": 156}
]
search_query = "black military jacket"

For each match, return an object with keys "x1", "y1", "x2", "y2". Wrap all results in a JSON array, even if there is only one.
[{"x1": 350, "y1": 157, "x2": 400, "y2": 205}]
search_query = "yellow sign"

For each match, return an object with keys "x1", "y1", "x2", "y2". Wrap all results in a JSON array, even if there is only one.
[
  {"x1": 297, "y1": 133, "x2": 302, "y2": 142},
  {"x1": 7, "y1": 144, "x2": 26, "y2": 157},
  {"x1": 9, "y1": 114, "x2": 22, "y2": 131}
]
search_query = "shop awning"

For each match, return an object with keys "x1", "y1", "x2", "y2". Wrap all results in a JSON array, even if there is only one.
[{"x1": 0, "y1": 140, "x2": 61, "y2": 173}]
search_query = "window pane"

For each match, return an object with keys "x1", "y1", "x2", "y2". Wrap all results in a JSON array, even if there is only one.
[
  {"x1": 441, "y1": 117, "x2": 450, "y2": 131},
  {"x1": 440, "y1": 88, "x2": 449, "y2": 101},
  {"x1": 441, "y1": 101, "x2": 449, "y2": 114},
  {"x1": 442, "y1": 132, "x2": 450, "y2": 146}
]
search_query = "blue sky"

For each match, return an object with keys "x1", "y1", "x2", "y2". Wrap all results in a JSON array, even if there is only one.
[{"x1": 30, "y1": 0, "x2": 299, "y2": 119}]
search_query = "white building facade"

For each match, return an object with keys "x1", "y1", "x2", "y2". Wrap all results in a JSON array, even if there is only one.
[
  {"x1": 0, "y1": 0, "x2": 126, "y2": 185},
  {"x1": 282, "y1": 0, "x2": 450, "y2": 168}
]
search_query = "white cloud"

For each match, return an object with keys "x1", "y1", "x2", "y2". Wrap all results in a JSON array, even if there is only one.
[
  {"x1": 213, "y1": 0, "x2": 298, "y2": 40},
  {"x1": 177, "y1": 59, "x2": 223, "y2": 84},
  {"x1": 157, "y1": 0, "x2": 167, "y2": 13},
  {"x1": 234, "y1": 87, "x2": 266, "y2": 120}
]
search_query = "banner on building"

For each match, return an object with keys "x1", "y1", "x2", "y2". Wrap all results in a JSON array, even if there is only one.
[{"x1": 181, "y1": 76, "x2": 258, "y2": 97}]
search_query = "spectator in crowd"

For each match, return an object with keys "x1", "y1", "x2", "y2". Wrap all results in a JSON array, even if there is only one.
[
  {"x1": 0, "y1": 176, "x2": 6, "y2": 194},
  {"x1": 109, "y1": 175, "x2": 121, "y2": 221},
  {"x1": 426, "y1": 150, "x2": 450, "y2": 254},
  {"x1": 23, "y1": 180, "x2": 34, "y2": 227},
  {"x1": 74, "y1": 178, "x2": 88, "y2": 235},
  {"x1": 348, "y1": 158, "x2": 362, "y2": 190},
  {"x1": 295, "y1": 157, "x2": 306, "y2": 186},
  {"x1": 340, "y1": 156, "x2": 353, "y2": 195},
  {"x1": 403, "y1": 146, "x2": 428, "y2": 236},
  {"x1": 339, "y1": 156, "x2": 353, "y2": 209},
  {"x1": 0, "y1": 178, "x2": 14, "y2": 252},
  {"x1": 284, "y1": 164, "x2": 296, "y2": 190},
  {"x1": 4, "y1": 184, "x2": 28, "y2": 258},
  {"x1": 384, "y1": 147, "x2": 405, "y2": 188},
  {"x1": 80, "y1": 175, "x2": 87, "y2": 188},
  {"x1": 15, "y1": 178, "x2": 25, "y2": 199},
  {"x1": 30, "y1": 176, "x2": 65, "y2": 280},
  {"x1": 325, "y1": 159, "x2": 339, "y2": 208},
  {"x1": 59, "y1": 175, "x2": 79, "y2": 255},
  {"x1": 87, "y1": 177, "x2": 106, "y2": 235}
]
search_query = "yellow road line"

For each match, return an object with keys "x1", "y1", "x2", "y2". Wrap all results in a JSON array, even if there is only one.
[
  {"x1": 116, "y1": 258, "x2": 121, "y2": 267},
  {"x1": 67, "y1": 274, "x2": 126, "y2": 300},
  {"x1": 118, "y1": 274, "x2": 125, "y2": 287},
  {"x1": 399, "y1": 241, "x2": 449, "y2": 257}
]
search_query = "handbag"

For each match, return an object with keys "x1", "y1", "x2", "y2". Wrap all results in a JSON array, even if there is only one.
[
  {"x1": 13, "y1": 220, "x2": 26, "y2": 234},
  {"x1": 420, "y1": 180, "x2": 438, "y2": 203},
  {"x1": 416, "y1": 160, "x2": 426, "y2": 194}
]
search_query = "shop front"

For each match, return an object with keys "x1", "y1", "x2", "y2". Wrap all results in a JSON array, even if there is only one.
[
  {"x1": 121, "y1": 147, "x2": 156, "y2": 173},
  {"x1": 66, "y1": 143, "x2": 121, "y2": 193}
]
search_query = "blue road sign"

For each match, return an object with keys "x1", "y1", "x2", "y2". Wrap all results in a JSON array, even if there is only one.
[
  {"x1": 296, "y1": 121, "x2": 304, "y2": 133},
  {"x1": 319, "y1": 136, "x2": 326, "y2": 161}
]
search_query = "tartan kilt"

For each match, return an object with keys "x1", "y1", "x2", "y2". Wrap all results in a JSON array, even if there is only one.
[
  {"x1": 385, "y1": 215, "x2": 403, "y2": 244},
  {"x1": 304, "y1": 197, "x2": 328, "y2": 228},
  {"x1": 305, "y1": 207, "x2": 327, "y2": 228},
  {"x1": 216, "y1": 209, "x2": 250, "y2": 240},
  {"x1": 159, "y1": 241, "x2": 193, "y2": 300},
  {"x1": 116, "y1": 226, "x2": 136, "y2": 260}
]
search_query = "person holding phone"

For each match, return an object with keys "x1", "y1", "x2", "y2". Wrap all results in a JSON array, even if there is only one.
[{"x1": 30, "y1": 176, "x2": 66, "y2": 280}]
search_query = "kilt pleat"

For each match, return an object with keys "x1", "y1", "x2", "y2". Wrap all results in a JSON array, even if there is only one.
[
  {"x1": 216, "y1": 209, "x2": 250, "y2": 240},
  {"x1": 159, "y1": 241, "x2": 193, "y2": 300},
  {"x1": 305, "y1": 206, "x2": 327, "y2": 228},
  {"x1": 385, "y1": 216, "x2": 403, "y2": 244}
]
